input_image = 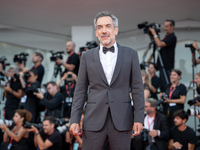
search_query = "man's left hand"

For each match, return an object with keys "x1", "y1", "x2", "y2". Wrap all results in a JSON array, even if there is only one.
[
  {"x1": 28, "y1": 125, "x2": 39, "y2": 134},
  {"x1": 149, "y1": 28, "x2": 156, "y2": 36},
  {"x1": 149, "y1": 129, "x2": 158, "y2": 137},
  {"x1": 132, "y1": 122, "x2": 143, "y2": 136},
  {"x1": 34, "y1": 92, "x2": 44, "y2": 99},
  {"x1": 56, "y1": 58, "x2": 63, "y2": 65}
]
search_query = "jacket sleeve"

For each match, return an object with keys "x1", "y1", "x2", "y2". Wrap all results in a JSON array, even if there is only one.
[
  {"x1": 70, "y1": 52, "x2": 89, "y2": 124},
  {"x1": 131, "y1": 50, "x2": 144, "y2": 124},
  {"x1": 40, "y1": 93, "x2": 63, "y2": 109}
]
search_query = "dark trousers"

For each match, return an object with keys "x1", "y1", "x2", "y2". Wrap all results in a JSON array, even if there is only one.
[{"x1": 82, "y1": 109, "x2": 132, "y2": 150}]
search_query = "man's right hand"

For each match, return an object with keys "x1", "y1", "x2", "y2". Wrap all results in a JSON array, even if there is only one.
[{"x1": 70, "y1": 123, "x2": 81, "y2": 136}]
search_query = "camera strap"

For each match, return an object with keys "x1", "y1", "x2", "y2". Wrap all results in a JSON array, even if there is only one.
[
  {"x1": 147, "y1": 115, "x2": 155, "y2": 131},
  {"x1": 169, "y1": 82, "x2": 179, "y2": 99}
]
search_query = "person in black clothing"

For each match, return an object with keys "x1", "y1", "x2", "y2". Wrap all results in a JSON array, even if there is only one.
[
  {"x1": 149, "y1": 20, "x2": 177, "y2": 92},
  {"x1": 19, "y1": 52, "x2": 45, "y2": 86},
  {"x1": 168, "y1": 110, "x2": 195, "y2": 150},
  {"x1": 148, "y1": 63, "x2": 160, "y2": 100},
  {"x1": 159, "y1": 69, "x2": 186, "y2": 128},
  {"x1": 29, "y1": 116, "x2": 62, "y2": 150},
  {"x1": 3, "y1": 67, "x2": 23, "y2": 120},
  {"x1": 132, "y1": 98, "x2": 169, "y2": 150},
  {"x1": 0, "y1": 109, "x2": 32, "y2": 150},
  {"x1": 57, "y1": 71, "x2": 77, "y2": 118},
  {"x1": 19, "y1": 70, "x2": 40, "y2": 123},
  {"x1": 56, "y1": 41, "x2": 80, "y2": 75},
  {"x1": 34, "y1": 81, "x2": 64, "y2": 118}
]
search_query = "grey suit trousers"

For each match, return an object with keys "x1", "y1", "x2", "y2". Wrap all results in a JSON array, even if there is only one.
[{"x1": 82, "y1": 109, "x2": 132, "y2": 150}]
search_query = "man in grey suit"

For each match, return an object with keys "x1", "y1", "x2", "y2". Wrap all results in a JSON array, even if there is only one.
[{"x1": 70, "y1": 11, "x2": 144, "y2": 150}]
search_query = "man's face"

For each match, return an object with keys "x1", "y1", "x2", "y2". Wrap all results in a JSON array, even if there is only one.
[
  {"x1": 66, "y1": 42, "x2": 75, "y2": 54},
  {"x1": 148, "y1": 64, "x2": 156, "y2": 74},
  {"x1": 32, "y1": 53, "x2": 41, "y2": 63},
  {"x1": 95, "y1": 16, "x2": 118, "y2": 47},
  {"x1": 145, "y1": 101, "x2": 153, "y2": 115},
  {"x1": 174, "y1": 116, "x2": 185, "y2": 127},
  {"x1": 164, "y1": 21, "x2": 174, "y2": 35},
  {"x1": 47, "y1": 84, "x2": 57, "y2": 96},
  {"x1": 7, "y1": 68, "x2": 15, "y2": 77},
  {"x1": 43, "y1": 120, "x2": 54, "y2": 134},
  {"x1": 28, "y1": 72, "x2": 37, "y2": 83}
]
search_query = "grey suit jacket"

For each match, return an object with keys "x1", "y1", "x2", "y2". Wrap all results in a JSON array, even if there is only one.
[{"x1": 70, "y1": 43, "x2": 144, "y2": 131}]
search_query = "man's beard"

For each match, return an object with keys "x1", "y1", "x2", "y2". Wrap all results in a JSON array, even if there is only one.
[{"x1": 146, "y1": 110, "x2": 152, "y2": 115}]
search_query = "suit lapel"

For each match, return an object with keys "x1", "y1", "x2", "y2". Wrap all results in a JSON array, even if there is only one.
[
  {"x1": 94, "y1": 46, "x2": 109, "y2": 85},
  {"x1": 153, "y1": 113, "x2": 158, "y2": 129},
  {"x1": 110, "y1": 44, "x2": 124, "y2": 86}
]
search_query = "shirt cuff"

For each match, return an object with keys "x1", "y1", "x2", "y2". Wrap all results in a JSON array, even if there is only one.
[{"x1": 157, "y1": 130, "x2": 161, "y2": 136}]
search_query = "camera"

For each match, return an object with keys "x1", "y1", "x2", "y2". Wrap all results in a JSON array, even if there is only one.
[
  {"x1": 157, "y1": 93, "x2": 168, "y2": 105},
  {"x1": 141, "y1": 128, "x2": 152, "y2": 147},
  {"x1": 86, "y1": 41, "x2": 98, "y2": 49},
  {"x1": 13, "y1": 53, "x2": 29, "y2": 64},
  {"x1": 187, "y1": 108, "x2": 200, "y2": 116},
  {"x1": 187, "y1": 96, "x2": 200, "y2": 106},
  {"x1": 0, "y1": 56, "x2": 10, "y2": 70},
  {"x1": 34, "y1": 88, "x2": 46, "y2": 95},
  {"x1": 0, "y1": 119, "x2": 14, "y2": 126},
  {"x1": 138, "y1": 22, "x2": 161, "y2": 36},
  {"x1": 185, "y1": 43, "x2": 193, "y2": 48},
  {"x1": 23, "y1": 122, "x2": 43, "y2": 129},
  {"x1": 50, "y1": 50, "x2": 64, "y2": 62}
]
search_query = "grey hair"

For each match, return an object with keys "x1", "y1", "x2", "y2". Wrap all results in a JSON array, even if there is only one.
[
  {"x1": 93, "y1": 11, "x2": 118, "y2": 29},
  {"x1": 146, "y1": 98, "x2": 157, "y2": 108}
]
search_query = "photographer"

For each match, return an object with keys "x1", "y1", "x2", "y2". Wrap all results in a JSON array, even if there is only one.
[
  {"x1": 19, "y1": 70, "x2": 40, "y2": 123},
  {"x1": 149, "y1": 19, "x2": 177, "y2": 92},
  {"x1": 160, "y1": 69, "x2": 186, "y2": 128},
  {"x1": 34, "y1": 81, "x2": 64, "y2": 118},
  {"x1": 19, "y1": 52, "x2": 44, "y2": 86},
  {"x1": 29, "y1": 116, "x2": 62, "y2": 150},
  {"x1": 57, "y1": 71, "x2": 77, "y2": 118},
  {"x1": 132, "y1": 98, "x2": 169, "y2": 150},
  {"x1": 168, "y1": 110, "x2": 195, "y2": 150},
  {"x1": 147, "y1": 63, "x2": 160, "y2": 100},
  {"x1": 4, "y1": 67, "x2": 23, "y2": 120},
  {"x1": 56, "y1": 41, "x2": 80, "y2": 75},
  {"x1": 0, "y1": 109, "x2": 32, "y2": 150}
]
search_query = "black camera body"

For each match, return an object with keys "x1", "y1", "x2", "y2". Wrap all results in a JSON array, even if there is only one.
[
  {"x1": 50, "y1": 50, "x2": 64, "y2": 62},
  {"x1": 0, "y1": 56, "x2": 10, "y2": 70},
  {"x1": 138, "y1": 22, "x2": 161, "y2": 35},
  {"x1": 187, "y1": 96, "x2": 200, "y2": 106},
  {"x1": 86, "y1": 41, "x2": 98, "y2": 49},
  {"x1": 13, "y1": 53, "x2": 29, "y2": 64},
  {"x1": 157, "y1": 93, "x2": 168, "y2": 105},
  {"x1": 23, "y1": 118, "x2": 69, "y2": 130}
]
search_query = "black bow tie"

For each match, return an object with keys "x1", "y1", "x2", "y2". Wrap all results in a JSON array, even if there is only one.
[{"x1": 103, "y1": 46, "x2": 115, "y2": 54}]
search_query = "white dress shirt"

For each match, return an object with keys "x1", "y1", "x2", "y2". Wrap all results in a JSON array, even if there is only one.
[{"x1": 99, "y1": 42, "x2": 118, "y2": 85}]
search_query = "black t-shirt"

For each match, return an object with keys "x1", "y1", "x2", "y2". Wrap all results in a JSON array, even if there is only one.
[
  {"x1": 157, "y1": 33, "x2": 177, "y2": 69},
  {"x1": 165, "y1": 83, "x2": 187, "y2": 110},
  {"x1": 31, "y1": 64, "x2": 45, "y2": 86},
  {"x1": 5, "y1": 79, "x2": 22, "y2": 110},
  {"x1": 170, "y1": 126, "x2": 195, "y2": 150},
  {"x1": 150, "y1": 75, "x2": 160, "y2": 100},
  {"x1": 40, "y1": 129, "x2": 62, "y2": 150},
  {"x1": 64, "y1": 52, "x2": 80, "y2": 75},
  {"x1": 197, "y1": 86, "x2": 200, "y2": 95}
]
